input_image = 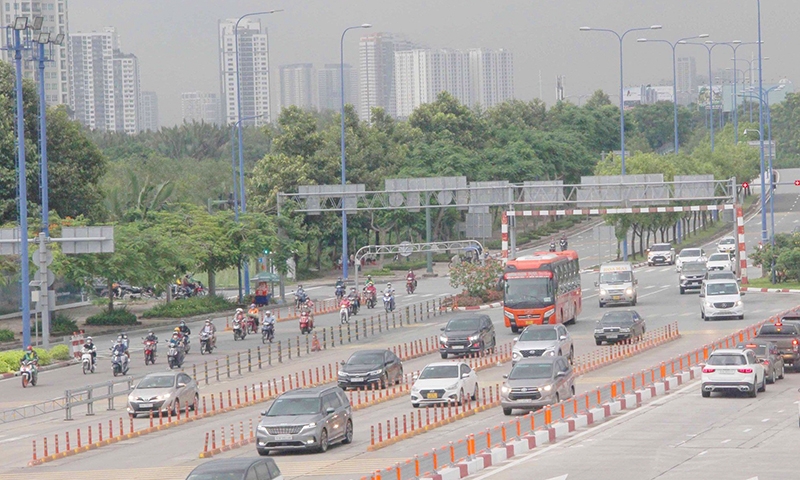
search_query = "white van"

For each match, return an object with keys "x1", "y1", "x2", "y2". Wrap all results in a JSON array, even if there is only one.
[{"x1": 596, "y1": 262, "x2": 637, "y2": 308}]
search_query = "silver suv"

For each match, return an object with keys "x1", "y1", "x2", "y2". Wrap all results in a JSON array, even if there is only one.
[
  {"x1": 512, "y1": 324, "x2": 573, "y2": 365},
  {"x1": 256, "y1": 385, "x2": 353, "y2": 455}
]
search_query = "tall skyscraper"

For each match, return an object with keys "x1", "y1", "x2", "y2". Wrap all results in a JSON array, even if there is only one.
[
  {"x1": 394, "y1": 47, "x2": 514, "y2": 118},
  {"x1": 279, "y1": 63, "x2": 315, "y2": 111},
  {"x1": 112, "y1": 51, "x2": 141, "y2": 134},
  {"x1": 0, "y1": 0, "x2": 70, "y2": 106},
  {"x1": 676, "y1": 56, "x2": 697, "y2": 106},
  {"x1": 317, "y1": 64, "x2": 355, "y2": 112},
  {"x1": 140, "y1": 91, "x2": 159, "y2": 131},
  {"x1": 218, "y1": 18, "x2": 270, "y2": 126},
  {"x1": 358, "y1": 32, "x2": 420, "y2": 119},
  {"x1": 181, "y1": 92, "x2": 221, "y2": 124}
]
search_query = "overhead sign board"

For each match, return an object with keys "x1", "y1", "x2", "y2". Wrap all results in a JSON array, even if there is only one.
[{"x1": 60, "y1": 226, "x2": 115, "y2": 254}]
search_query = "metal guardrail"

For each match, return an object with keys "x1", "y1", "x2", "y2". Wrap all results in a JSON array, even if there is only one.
[
  {"x1": 64, "y1": 377, "x2": 134, "y2": 421},
  {"x1": 0, "y1": 397, "x2": 69, "y2": 423}
]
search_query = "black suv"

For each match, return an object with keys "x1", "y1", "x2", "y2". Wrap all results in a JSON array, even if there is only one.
[
  {"x1": 679, "y1": 261, "x2": 708, "y2": 294},
  {"x1": 439, "y1": 314, "x2": 496, "y2": 359}
]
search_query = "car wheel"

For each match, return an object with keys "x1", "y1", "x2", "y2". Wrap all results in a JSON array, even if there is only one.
[
  {"x1": 472, "y1": 383, "x2": 479, "y2": 401},
  {"x1": 317, "y1": 429, "x2": 329, "y2": 453},
  {"x1": 701, "y1": 390, "x2": 710, "y2": 398},
  {"x1": 738, "y1": 315, "x2": 744, "y2": 320},
  {"x1": 679, "y1": 287, "x2": 685, "y2": 295},
  {"x1": 511, "y1": 326, "x2": 519, "y2": 334},
  {"x1": 129, "y1": 413, "x2": 136, "y2": 419},
  {"x1": 440, "y1": 352, "x2": 448, "y2": 359},
  {"x1": 257, "y1": 448, "x2": 270, "y2": 456},
  {"x1": 598, "y1": 302, "x2": 604, "y2": 308},
  {"x1": 569, "y1": 347, "x2": 574, "y2": 364},
  {"x1": 779, "y1": 364, "x2": 785, "y2": 379},
  {"x1": 758, "y1": 376, "x2": 766, "y2": 392},
  {"x1": 412, "y1": 403, "x2": 419, "y2": 408},
  {"x1": 503, "y1": 407, "x2": 513, "y2": 416},
  {"x1": 396, "y1": 368, "x2": 404, "y2": 385},
  {"x1": 380, "y1": 373, "x2": 388, "y2": 389},
  {"x1": 570, "y1": 386, "x2": 576, "y2": 398},
  {"x1": 342, "y1": 420, "x2": 354, "y2": 444},
  {"x1": 749, "y1": 382, "x2": 757, "y2": 398},
  {"x1": 172, "y1": 399, "x2": 180, "y2": 416},
  {"x1": 458, "y1": 389, "x2": 465, "y2": 406},
  {"x1": 555, "y1": 393, "x2": 560, "y2": 403}
]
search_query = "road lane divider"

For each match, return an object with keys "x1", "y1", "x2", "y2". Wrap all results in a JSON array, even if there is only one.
[
  {"x1": 360, "y1": 306, "x2": 797, "y2": 480},
  {"x1": 573, "y1": 322, "x2": 680, "y2": 375}
]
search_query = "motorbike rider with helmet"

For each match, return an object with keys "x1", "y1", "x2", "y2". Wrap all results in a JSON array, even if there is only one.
[
  {"x1": 262, "y1": 310, "x2": 276, "y2": 340},
  {"x1": 116, "y1": 333, "x2": 130, "y2": 358},
  {"x1": 406, "y1": 270, "x2": 417, "y2": 292},
  {"x1": 384, "y1": 283, "x2": 396, "y2": 311},
  {"x1": 201, "y1": 319, "x2": 217, "y2": 348},
  {"x1": 248, "y1": 303, "x2": 260, "y2": 332},
  {"x1": 559, "y1": 234, "x2": 568, "y2": 251},
  {"x1": 178, "y1": 320, "x2": 191, "y2": 337},
  {"x1": 365, "y1": 275, "x2": 374, "y2": 287},
  {"x1": 82, "y1": 337, "x2": 97, "y2": 367},
  {"x1": 144, "y1": 331, "x2": 158, "y2": 343},
  {"x1": 21, "y1": 345, "x2": 39, "y2": 365}
]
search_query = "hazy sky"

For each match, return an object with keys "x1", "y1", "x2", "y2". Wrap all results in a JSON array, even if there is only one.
[{"x1": 69, "y1": 0, "x2": 797, "y2": 127}]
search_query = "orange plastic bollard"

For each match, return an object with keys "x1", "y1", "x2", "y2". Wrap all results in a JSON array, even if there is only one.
[
  {"x1": 221, "y1": 426, "x2": 226, "y2": 447},
  {"x1": 65, "y1": 431, "x2": 70, "y2": 451},
  {"x1": 98, "y1": 423, "x2": 103, "y2": 442},
  {"x1": 77, "y1": 429, "x2": 82, "y2": 449},
  {"x1": 119, "y1": 416, "x2": 124, "y2": 435},
  {"x1": 227, "y1": 389, "x2": 232, "y2": 408},
  {"x1": 88, "y1": 426, "x2": 92, "y2": 445},
  {"x1": 43, "y1": 437, "x2": 48, "y2": 457},
  {"x1": 55, "y1": 434, "x2": 59, "y2": 455},
  {"x1": 659, "y1": 362, "x2": 666, "y2": 380},
  {"x1": 501, "y1": 422, "x2": 507, "y2": 442},
  {"x1": 432, "y1": 449, "x2": 439, "y2": 471},
  {"x1": 610, "y1": 382, "x2": 617, "y2": 399},
  {"x1": 109, "y1": 419, "x2": 114, "y2": 437},
  {"x1": 31, "y1": 440, "x2": 37, "y2": 462},
  {"x1": 486, "y1": 428, "x2": 492, "y2": 449},
  {"x1": 203, "y1": 432, "x2": 210, "y2": 453},
  {"x1": 370, "y1": 425, "x2": 375, "y2": 446}
]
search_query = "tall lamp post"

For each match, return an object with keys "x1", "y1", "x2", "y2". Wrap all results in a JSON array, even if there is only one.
[
  {"x1": 233, "y1": 9, "x2": 282, "y2": 295},
  {"x1": 737, "y1": 57, "x2": 768, "y2": 123},
  {"x1": 340, "y1": 23, "x2": 372, "y2": 280},
  {"x1": 684, "y1": 41, "x2": 720, "y2": 152},
  {"x1": 637, "y1": 34, "x2": 709, "y2": 154},
  {"x1": 580, "y1": 24, "x2": 661, "y2": 261},
  {"x1": 716, "y1": 41, "x2": 761, "y2": 142}
]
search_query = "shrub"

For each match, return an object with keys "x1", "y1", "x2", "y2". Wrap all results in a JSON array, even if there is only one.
[
  {"x1": 432, "y1": 253, "x2": 451, "y2": 263},
  {"x1": 0, "y1": 329, "x2": 13, "y2": 342},
  {"x1": 33, "y1": 347, "x2": 52, "y2": 366},
  {"x1": 449, "y1": 258, "x2": 504, "y2": 298},
  {"x1": 141, "y1": 295, "x2": 233, "y2": 319},
  {"x1": 49, "y1": 344, "x2": 72, "y2": 361},
  {"x1": 385, "y1": 260, "x2": 427, "y2": 271},
  {"x1": 0, "y1": 359, "x2": 11, "y2": 373},
  {"x1": 0, "y1": 350, "x2": 24, "y2": 367},
  {"x1": 85, "y1": 308, "x2": 140, "y2": 326},
  {"x1": 37, "y1": 313, "x2": 79, "y2": 337}
]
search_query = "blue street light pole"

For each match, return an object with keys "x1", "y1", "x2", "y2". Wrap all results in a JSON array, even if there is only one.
[
  {"x1": 581, "y1": 24, "x2": 661, "y2": 261},
  {"x1": 233, "y1": 10, "x2": 281, "y2": 295},
  {"x1": 637, "y1": 34, "x2": 709, "y2": 154},
  {"x1": 339, "y1": 23, "x2": 372, "y2": 280},
  {"x1": 685, "y1": 41, "x2": 718, "y2": 152},
  {"x1": 738, "y1": 58, "x2": 766, "y2": 123},
  {"x1": 722, "y1": 42, "x2": 761, "y2": 143},
  {"x1": 756, "y1": 0, "x2": 768, "y2": 250}
]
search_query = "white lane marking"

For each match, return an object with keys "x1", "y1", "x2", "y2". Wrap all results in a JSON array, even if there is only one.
[
  {"x1": 638, "y1": 287, "x2": 669, "y2": 299},
  {"x1": 721, "y1": 439, "x2": 731, "y2": 444},
  {"x1": 743, "y1": 428, "x2": 752, "y2": 433},
  {"x1": 778, "y1": 410, "x2": 785, "y2": 413},
  {"x1": 584, "y1": 294, "x2": 598, "y2": 300},
  {"x1": 761, "y1": 418, "x2": 770, "y2": 422},
  {"x1": 661, "y1": 284, "x2": 671, "y2": 288},
  {"x1": 645, "y1": 285, "x2": 656, "y2": 289},
  {"x1": 0, "y1": 434, "x2": 34, "y2": 444},
  {"x1": 698, "y1": 450, "x2": 708, "y2": 456},
  {"x1": 680, "y1": 312, "x2": 693, "y2": 317},
  {"x1": 544, "y1": 476, "x2": 569, "y2": 480}
]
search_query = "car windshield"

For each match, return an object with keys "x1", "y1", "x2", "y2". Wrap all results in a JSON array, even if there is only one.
[
  {"x1": 707, "y1": 354, "x2": 746, "y2": 366},
  {"x1": 266, "y1": 397, "x2": 321, "y2": 416},
  {"x1": 680, "y1": 249, "x2": 701, "y2": 258},
  {"x1": 419, "y1": 365, "x2": 459, "y2": 379},
  {"x1": 683, "y1": 263, "x2": 707, "y2": 273},
  {"x1": 519, "y1": 328, "x2": 557, "y2": 341},
  {"x1": 706, "y1": 271, "x2": 735, "y2": 280},
  {"x1": 759, "y1": 325, "x2": 799, "y2": 335},
  {"x1": 504, "y1": 278, "x2": 554, "y2": 309},
  {"x1": 187, "y1": 473, "x2": 245, "y2": 480},
  {"x1": 706, "y1": 283, "x2": 738, "y2": 296},
  {"x1": 650, "y1": 244, "x2": 671, "y2": 251},
  {"x1": 508, "y1": 363, "x2": 553, "y2": 380},
  {"x1": 446, "y1": 318, "x2": 480, "y2": 331},
  {"x1": 737, "y1": 344, "x2": 767, "y2": 356},
  {"x1": 348, "y1": 352, "x2": 384, "y2": 365},
  {"x1": 137, "y1": 376, "x2": 175, "y2": 389},
  {"x1": 599, "y1": 271, "x2": 631, "y2": 284},
  {"x1": 708, "y1": 254, "x2": 729, "y2": 262},
  {"x1": 600, "y1": 312, "x2": 635, "y2": 326},
  {"x1": 720, "y1": 238, "x2": 735, "y2": 245}
]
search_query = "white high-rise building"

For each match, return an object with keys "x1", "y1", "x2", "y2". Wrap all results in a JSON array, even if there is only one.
[
  {"x1": 359, "y1": 32, "x2": 420, "y2": 119},
  {"x1": 181, "y1": 92, "x2": 220, "y2": 124},
  {"x1": 0, "y1": 0, "x2": 70, "y2": 106},
  {"x1": 468, "y1": 48, "x2": 514, "y2": 108},
  {"x1": 677, "y1": 56, "x2": 697, "y2": 106},
  {"x1": 112, "y1": 51, "x2": 141, "y2": 134},
  {"x1": 219, "y1": 18, "x2": 270, "y2": 126},
  {"x1": 140, "y1": 91, "x2": 159, "y2": 131},
  {"x1": 279, "y1": 63, "x2": 315, "y2": 111},
  {"x1": 317, "y1": 63, "x2": 355, "y2": 112},
  {"x1": 69, "y1": 27, "x2": 119, "y2": 132}
]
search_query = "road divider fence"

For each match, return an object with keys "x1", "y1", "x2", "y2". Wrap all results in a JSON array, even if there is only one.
[{"x1": 573, "y1": 322, "x2": 680, "y2": 375}]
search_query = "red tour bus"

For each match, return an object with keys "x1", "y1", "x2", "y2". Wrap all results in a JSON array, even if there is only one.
[{"x1": 502, "y1": 251, "x2": 581, "y2": 332}]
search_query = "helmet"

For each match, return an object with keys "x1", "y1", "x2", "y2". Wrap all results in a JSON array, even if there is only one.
[
  {"x1": 147, "y1": 332, "x2": 153, "y2": 336},
  {"x1": 27, "y1": 345, "x2": 33, "y2": 351},
  {"x1": 180, "y1": 320, "x2": 186, "y2": 326},
  {"x1": 367, "y1": 275, "x2": 372, "y2": 279},
  {"x1": 86, "y1": 336, "x2": 93, "y2": 342},
  {"x1": 205, "y1": 319, "x2": 211, "y2": 324},
  {"x1": 236, "y1": 308, "x2": 243, "y2": 313},
  {"x1": 174, "y1": 327, "x2": 181, "y2": 332},
  {"x1": 250, "y1": 304, "x2": 256, "y2": 308},
  {"x1": 265, "y1": 310, "x2": 271, "y2": 316},
  {"x1": 387, "y1": 283, "x2": 392, "y2": 286}
]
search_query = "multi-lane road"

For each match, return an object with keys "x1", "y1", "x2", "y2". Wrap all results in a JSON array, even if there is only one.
[{"x1": 2, "y1": 170, "x2": 800, "y2": 480}]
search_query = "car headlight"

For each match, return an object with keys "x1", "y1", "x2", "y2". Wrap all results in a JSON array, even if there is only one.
[
  {"x1": 411, "y1": 385, "x2": 420, "y2": 392},
  {"x1": 543, "y1": 309, "x2": 555, "y2": 318},
  {"x1": 303, "y1": 422, "x2": 317, "y2": 429},
  {"x1": 439, "y1": 336, "x2": 447, "y2": 343},
  {"x1": 542, "y1": 384, "x2": 552, "y2": 392},
  {"x1": 504, "y1": 311, "x2": 514, "y2": 319},
  {"x1": 468, "y1": 335, "x2": 480, "y2": 343},
  {"x1": 545, "y1": 349, "x2": 556, "y2": 356},
  {"x1": 367, "y1": 369, "x2": 383, "y2": 376},
  {"x1": 512, "y1": 351, "x2": 521, "y2": 359},
  {"x1": 625, "y1": 288, "x2": 633, "y2": 295},
  {"x1": 706, "y1": 301, "x2": 714, "y2": 308},
  {"x1": 679, "y1": 275, "x2": 686, "y2": 281},
  {"x1": 445, "y1": 383, "x2": 459, "y2": 390},
  {"x1": 501, "y1": 385, "x2": 511, "y2": 394},
  {"x1": 155, "y1": 393, "x2": 171, "y2": 401},
  {"x1": 337, "y1": 371, "x2": 347, "y2": 377},
  {"x1": 257, "y1": 426, "x2": 268, "y2": 435},
  {"x1": 735, "y1": 300, "x2": 743, "y2": 307},
  {"x1": 599, "y1": 289, "x2": 608, "y2": 296},
  {"x1": 128, "y1": 395, "x2": 135, "y2": 402}
]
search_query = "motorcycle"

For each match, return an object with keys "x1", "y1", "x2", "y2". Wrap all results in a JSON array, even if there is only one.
[
  {"x1": 182, "y1": 334, "x2": 191, "y2": 354},
  {"x1": 549, "y1": 242, "x2": 556, "y2": 252},
  {"x1": 348, "y1": 297, "x2": 359, "y2": 316},
  {"x1": 167, "y1": 342, "x2": 184, "y2": 369},
  {"x1": 335, "y1": 285, "x2": 345, "y2": 301},
  {"x1": 559, "y1": 239, "x2": 568, "y2": 251},
  {"x1": 364, "y1": 286, "x2": 377, "y2": 309},
  {"x1": 300, "y1": 311, "x2": 314, "y2": 334},
  {"x1": 143, "y1": 339, "x2": 157, "y2": 365},
  {"x1": 339, "y1": 301, "x2": 350, "y2": 325},
  {"x1": 246, "y1": 315, "x2": 259, "y2": 334},
  {"x1": 81, "y1": 350, "x2": 95, "y2": 374},
  {"x1": 383, "y1": 292, "x2": 395, "y2": 313},
  {"x1": 111, "y1": 348, "x2": 129, "y2": 377},
  {"x1": 294, "y1": 291, "x2": 308, "y2": 309},
  {"x1": 192, "y1": 281, "x2": 207, "y2": 297},
  {"x1": 261, "y1": 321, "x2": 275, "y2": 344},
  {"x1": 199, "y1": 331, "x2": 214, "y2": 354},
  {"x1": 232, "y1": 319, "x2": 247, "y2": 341},
  {"x1": 20, "y1": 360, "x2": 37, "y2": 387},
  {"x1": 406, "y1": 277, "x2": 417, "y2": 294}
]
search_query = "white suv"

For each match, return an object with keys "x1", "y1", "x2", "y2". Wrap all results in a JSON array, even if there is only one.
[
  {"x1": 647, "y1": 243, "x2": 675, "y2": 266},
  {"x1": 717, "y1": 236, "x2": 737, "y2": 254},
  {"x1": 700, "y1": 279, "x2": 744, "y2": 320},
  {"x1": 675, "y1": 248, "x2": 707, "y2": 272},
  {"x1": 701, "y1": 348, "x2": 765, "y2": 397}
]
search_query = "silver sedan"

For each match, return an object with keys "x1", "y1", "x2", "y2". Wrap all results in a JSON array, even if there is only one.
[{"x1": 127, "y1": 371, "x2": 199, "y2": 418}]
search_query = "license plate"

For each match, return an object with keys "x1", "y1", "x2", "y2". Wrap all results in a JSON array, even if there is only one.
[
  {"x1": 274, "y1": 434, "x2": 292, "y2": 441},
  {"x1": 138, "y1": 403, "x2": 152, "y2": 408},
  {"x1": 452, "y1": 345, "x2": 464, "y2": 349},
  {"x1": 718, "y1": 311, "x2": 731, "y2": 315},
  {"x1": 612, "y1": 296, "x2": 621, "y2": 300},
  {"x1": 607, "y1": 334, "x2": 618, "y2": 339},
  {"x1": 719, "y1": 370, "x2": 734, "y2": 375},
  {"x1": 427, "y1": 392, "x2": 439, "y2": 399},
  {"x1": 350, "y1": 377, "x2": 364, "y2": 383}
]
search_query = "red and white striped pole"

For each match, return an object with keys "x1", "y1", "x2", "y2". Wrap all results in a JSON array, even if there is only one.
[{"x1": 736, "y1": 205, "x2": 748, "y2": 284}]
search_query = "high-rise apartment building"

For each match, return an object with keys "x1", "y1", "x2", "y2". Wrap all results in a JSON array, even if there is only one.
[
  {"x1": 676, "y1": 56, "x2": 697, "y2": 106},
  {"x1": 140, "y1": 91, "x2": 159, "y2": 131},
  {"x1": 358, "y1": 32, "x2": 420, "y2": 119},
  {"x1": 112, "y1": 51, "x2": 141, "y2": 134},
  {"x1": 0, "y1": 0, "x2": 70, "y2": 106},
  {"x1": 394, "y1": 47, "x2": 514, "y2": 118},
  {"x1": 279, "y1": 63, "x2": 315, "y2": 111},
  {"x1": 181, "y1": 92, "x2": 221, "y2": 124},
  {"x1": 317, "y1": 63, "x2": 355, "y2": 112},
  {"x1": 218, "y1": 18, "x2": 270, "y2": 126}
]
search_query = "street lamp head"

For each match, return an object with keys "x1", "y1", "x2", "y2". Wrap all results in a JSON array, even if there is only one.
[
  {"x1": 13, "y1": 16, "x2": 28, "y2": 30},
  {"x1": 32, "y1": 16, "x2": 44, "y2": 31},
  {"x1": 36, "y1": 32, "x2": 49, "y2": 44},
  {"x1": 360, "y1": 23, "x2": 372, "y2": 28},
  {"x1": 732, "y1": 40, "x2": 742, "y2": 44},
  {"x1": 579, "y1": 26, "x2": 591, "y2": 31},
  {"x1": 53, "y1": 33, "x2": 64, "y2": 45},
  {"x1": 704, "y1": 40, "x2": 714, "y2": 44},
  {"x1": 636, "y1": 38, "x2": 648, "y2": 42},
  {"x1": 650, "y1": 25, "x2": 662, "y2": 30},
  {"x1": 698, "y1": 34, "x2": 710, "y2": 39}
]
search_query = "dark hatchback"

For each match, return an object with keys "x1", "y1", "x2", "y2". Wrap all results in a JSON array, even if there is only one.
[
  {"x1": 337, "y1": 349, "x2": 403, "y2": 390},
  {"x1": 185, "y1": 458, "x2": 282, "y2": 480},
  {"x1": 594, "y1": 310, "x2": 646, "y2": 345},
  {"x1": 439, "y1": 314, "x2": 497, "y2": 359}
]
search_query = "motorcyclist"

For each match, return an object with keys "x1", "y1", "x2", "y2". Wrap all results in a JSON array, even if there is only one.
[
  {"x1": 406, "y1": 270, "x2": 417, "y2": 291},
  {"x1": 335, "y1": 277, "x2": 346, "y2": 299},
  {"x1": 559, "y1": 235, "x2": 568, "y2": 251},
  {"x1": 111, "y1": 339, "x2": 127, "y2": 366},
  {"x1": 300, "y1": 297, "x2": 315, "y2": 314},
  {"x1": 201, "y1": 319, "x2": 217, "y2": 348},
  {"x1": 549, "y1": 242, "x2": 556, "y2": 252},
  {"x1": 117, "y1": 333, "x2": 130, "y2": 358},
  {"x1": 169, "y1": 332, "x2": 183, "y2": 350},
  {"x1": 21, "y1": 345, "x2": 39, "y2": 365},
  {"x1": 234, "y1": 308, "x2": 246, "y2": 322},
  {"x1": 82, "y1": 337, "x2": 97, "y2": 366},
  {"x1": 144, "y1": 331, "x2": 158, "y2": 343},
  {"x1": 248, "y1": 303, "x2": 260, "y2": 332},
  {"x1": 365, "y1": 275, "x2": 374, "y2": 287},
  {"x1": 295, "y1": 285, "x2": 306, "y2": 304},
  {"x1": 178, "y1": 320, "x2": 191, "y2": 337},
  {"x1": 383, "y1": 283, "x2": 396, "y2": 310},
  {"x1": 348, "y1": 287, "x2": 360, "y2": 313},
  {"x1": 262, "y1": 310, "x2": 276, "y2": 337}
]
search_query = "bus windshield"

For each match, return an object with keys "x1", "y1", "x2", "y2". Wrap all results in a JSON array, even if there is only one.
[{"x1": 504, "y1": 277, "x2": 554, "y2": 309}]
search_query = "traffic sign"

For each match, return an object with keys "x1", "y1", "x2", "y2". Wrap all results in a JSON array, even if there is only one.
[
  {"x1": 742, "y1": 181, "x2": 750, "y2": 189},
  {"x1": 34, "y1": 269, "x2": 55, "y2": 287},
  {"x1": 37, "y1": 248, "x2": 53, "y2": 267},
  {"x1": 398, "y1": 241, "x2": 413, "y2": 257}
]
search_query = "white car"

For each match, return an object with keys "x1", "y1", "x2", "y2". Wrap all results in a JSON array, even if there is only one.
[
  {"x1": 647, "y1": 243, "x2": 675, "y2": 266},
  {"x1": 706, "y1": 252, "x2": 733, "y2": 272},
  {"x1": 701, "y1": 348, "x2": 765, "y2": 397},
  {"x1": 410, "y1": 361, "x2": 479, "y2": 407},
  {"x1": 717, "y1": 236, "x2": 737, "y2": 254},
  {"x1": 675, "y1": 248, "x2": 707, "y2": 272},
  {"x1": 700, "y1": 279, "x2": 744, "y2": 320}
]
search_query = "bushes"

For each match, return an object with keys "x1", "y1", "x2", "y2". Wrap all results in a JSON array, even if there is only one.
[
  {"x1": 0, "y1": 359, "x2": 11, "y2": 373},
  {"x1": 85, "y1": 308, "x2": 140, "y2": 326},
  {"x1": 0, "y1": 344, "x2": 74, "y2": 372},
  {"x1": 49, "y1": 344, "x2": 72, "y2": 361},
  {"x1": 0, "y1": 329, "x2": 13, "y2": 342},
  {"x1": 141, "y1": 295, "x2": 233, "y2": 319},
  {"x1": 36, "y1": 313, "x2": 79, "y2": 337},
  {"x1": 385, "y1": 260, "x2": 427, "y2": 271},
  {"x1": 0, "y1": 350, "x2": 24, "y2": 367},
  {"x1": 33, "y1": 347, "x2": 52, "y2": 366}
]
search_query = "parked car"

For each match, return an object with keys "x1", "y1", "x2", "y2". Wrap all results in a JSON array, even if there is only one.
[
  {"x1": 500, "y1": 357, "x2": 574, "y2": 415},
  {"x1": 675, "y1": 248, "x2": 707, "y2": 272},
  {"x1": 256, "y1": 385, "x2": 353, "y2": 455},
  {"x1": 735, "y1": 341, "x2": 785, "y2": 384},
  {"x1": 185, "y1": 458, "x2": 283, "y2": 480},
  {"x1": 337, "y1": 349, "x2": 403, "y2": 390},
  {"x1": 701, "y1": 348, "x2": 766, "y2": 397},
  {"x1": 700, "y1": 279, "x2": 744, "y2": 320},
  {"x1": 717, "y1": 236, "x2": 737, "y2": 254},
  {"x1": 511, "y1": 324, "x2": 573, "y2": 365},
  {"x1": 127, "y1": 372, "x2": 199, "y2": 418},
  {"x1": 706, "y1": 252, "x2": 733, "y2": 272},
  {"x1": 679, "y1": 261, "x2": 708, "y2": 294},
  {"x1": 754, "y1": 322, "x2": 800, "y2": 371},
  {"x1": 439, "y1": 314, "x2": 496, "y2": 359},
  {"x1": 593, "y1": 310, "x2": 646, "y2": 345},
  {"x1": 410, "y1": 361, "x2": 479, "y2": 408},
  {"x1": 647, "y1": 243, "x2": 676, "y2": 266}
]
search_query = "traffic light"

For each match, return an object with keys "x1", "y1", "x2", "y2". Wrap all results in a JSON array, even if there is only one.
[
  {"x1": 742, "y1": 181, "x2": 749, "y2": 189},
  {"x1": 263, "y1": 248, "x2": 270, "y2": 255},
  {"x1": 794, "y1": 180, "x2": 800, "y2": 186}
]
